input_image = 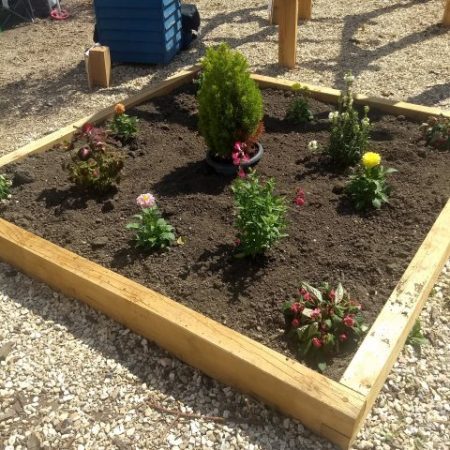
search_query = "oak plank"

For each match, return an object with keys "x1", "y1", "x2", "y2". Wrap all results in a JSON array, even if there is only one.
[{"x1": 0, "y1": 219, "x2": 365, "y2": 448}]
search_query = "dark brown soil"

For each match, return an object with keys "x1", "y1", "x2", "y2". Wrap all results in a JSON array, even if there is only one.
[{"x1": 3, "y1": 84, "x2": 450, "y2": 380}]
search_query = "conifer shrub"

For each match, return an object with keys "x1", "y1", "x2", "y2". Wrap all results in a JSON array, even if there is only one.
[{"x1": 197, "y1": 43, "x2": 264, "y2": 158}]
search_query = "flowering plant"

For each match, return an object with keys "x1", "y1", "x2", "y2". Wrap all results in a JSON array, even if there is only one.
[
  {"x1": 126, "y1": 193, "x2": 175, "y2": 250},
  {"x1": 64, "y1": 123, "x2": 123, "y2": 193},
  {"x1": 419, "y1": 116, "x2": 449, "y2": 151},
  {"x1": 345, "y1": 151, "x2": 397, "y2": 210},
  {"x1": 232, "y1": 142, "x2": 250, "y2": 178},
  {"x1": 326, "y1": 72, "x2": 371, "y2": 168},
  {"x1": 231, "y1": 170, "x2": 287, "y2": 258},
  {"x1": 0, "y1": 174, "x2": 12, "y2": 200},
  {"x1": 283, "y1": 282, "x2": 367, "y2": 369},
  {"x1": 109, "y1": 103, "x2": 138, "y2": 142},
  {"x1": 285, "y1": 83, "x2": 313, "y2": 125},
  {"x1": 197, "y1": 43, "x2": 264, "y2": 159}
]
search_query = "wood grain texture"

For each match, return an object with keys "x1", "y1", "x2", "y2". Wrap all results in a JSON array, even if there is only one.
[
  {"x1": 340, "y1": 200, "x2": 450, "y2": 422},
  {"x1": 0, "y1": 219, "x2": 365, "y2": 449},
  {"x1": 251, "y1": 74, "x2": 450, "y2": 121},
  {"x1": 278, "y1": 0, "x2": 299, "y2": 68},
  {"x1": 298, "y1": 0, "x2": 312, "y2": 20},
  {"x1": 444, "y1": 0, "x2": 450, "y2": 26},
  {"x1": 0, "y1": 66, "x2": 201, "y2": 169}
]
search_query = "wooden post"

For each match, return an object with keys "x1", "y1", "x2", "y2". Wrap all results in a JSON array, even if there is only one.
[
  {"x1": 298, "y1": 0, "x2": 312, "y2": 20},
  {"x1": 271, "y1": 0, "x2": 312, "y2": 24},
  {"x1": 278, "y1": 0, "x2": 298, "y2": 68},
  {"x1": 443, "y1": 0, "x2": 450, "y2": 26}
]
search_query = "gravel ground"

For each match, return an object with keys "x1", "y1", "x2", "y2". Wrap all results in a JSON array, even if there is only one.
[{"x1": 0, "y1": 1, "x2": 449, "y2": 449}]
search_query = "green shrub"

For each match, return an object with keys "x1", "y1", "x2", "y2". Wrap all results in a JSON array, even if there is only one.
[
  {"x1": 126, "y1": 193, "x2": 175, "y2": 250},
  {"x1": 0, "y1": 174, "x2": 11, "y2": 200},
  {"x1": 286, "y1": 84, "x2": 313, "y2": 125},
  {"x1": 64, "y1": 123, "x2": 124, "y2": 193},
  {"x1": 345, "y1": 151, "x2": 397, "y2": 210},
  {"x1": 231, "y1": 170, "x2": 287, "y2": 257},
  {"x1": 197, "y1": 43, "x2": 264, "y2": 158},
  {"x1": 327, "y1": 72, "x2": 371, "y2": 168}
]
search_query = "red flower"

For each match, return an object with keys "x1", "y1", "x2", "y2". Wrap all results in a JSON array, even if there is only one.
[
  {"x1": 303, "y1": 291, "x2": 311, "y2": 302},
  {"x1": 82, "y1": 123, "x2": 94, "y2": 133},
  {"x1": 310, "y1": 308, "x2": 321, "y2": 320},
  {"x1": 238, "y1": 168, "x2": 246, "y2": 178},
  {"x1": 312, "y1": 337, "x2": 322, "y2": 348},
  {"x1": 299, "y1": 288, "x2": 307, "y2": 295},
  {"x1": 291, "y1": 319, "x2": 300, "y2": 328},
  {"x1": 329, "y1": 290, "x2": 335, "y2": 300},
  {"x1": 294, "y1": 189, "x2": 305, "y2": 206},
  {"x1": 290, "y1": 303, "x2": 300, "y2": 313},
  {"x1": 343, "y1": 315, "x2": 355, "y2": 328},
  {"x1": 235, "y1": 238, "x2": 241, "y2": 246},
  {"x1": 339, "y1": 333, "x2": 348, "y2": 342}
]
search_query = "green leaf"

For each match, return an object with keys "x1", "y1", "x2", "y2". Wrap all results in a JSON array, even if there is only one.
[
  {"x1": 302, "y1": 282, "x2": 323, "y2": 302},
  {"x1": 372, "y1": 197, "x2": 382, "y2": 209},
  {"x1": 335, "y1": 283, "x2": 344, "y2": 304}
]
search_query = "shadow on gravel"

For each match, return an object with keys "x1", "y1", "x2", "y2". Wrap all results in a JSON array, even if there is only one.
[{"x1": 0, "y1": 265, "x2": 337, "y2": 449}]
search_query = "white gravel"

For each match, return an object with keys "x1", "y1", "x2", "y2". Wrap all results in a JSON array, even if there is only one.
[
  {"x1": 1, "y1": 0, "x2": 450, "y2": 448},
  {"x1": 1, "y1": 261, "x2": 449, "y2": 450}
]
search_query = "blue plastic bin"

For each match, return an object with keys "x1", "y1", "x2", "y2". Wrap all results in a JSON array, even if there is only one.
[{"x1": 94, "y1": 0, "x2": 182, "y2": 64}]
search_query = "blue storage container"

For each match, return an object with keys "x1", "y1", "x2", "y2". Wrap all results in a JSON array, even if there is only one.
[{"x1": 94, "y1": 0, "x2": 182, "y2": 64}]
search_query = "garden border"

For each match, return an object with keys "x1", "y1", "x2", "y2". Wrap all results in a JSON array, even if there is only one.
[{"x1": 0, "y1": 67, "x2": 449, "y2": 449}]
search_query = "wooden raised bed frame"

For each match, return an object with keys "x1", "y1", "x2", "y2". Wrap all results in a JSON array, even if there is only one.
[{"x1": 0, "y1": 67, "x2": 449, "y2": 449}]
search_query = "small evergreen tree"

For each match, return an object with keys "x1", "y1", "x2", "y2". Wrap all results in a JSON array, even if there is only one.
[{"x1": 197, "y1": 43, "x2": 264, "y2": 158}]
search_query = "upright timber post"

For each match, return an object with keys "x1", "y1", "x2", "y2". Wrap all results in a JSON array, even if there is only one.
[
  {"x1": 278, "y1": 0, "x2": 298, "y2": 68},
  {"x1": 444, "y1": 0, "x2": 450, "y2": 26},
  {"x1": 298, "y1": 0, "x2": 312, "y2": 20}
]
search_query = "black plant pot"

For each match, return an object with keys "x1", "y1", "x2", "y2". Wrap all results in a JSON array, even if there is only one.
[{"x1": 206, "y1": 142, "x2": 264, "y2": 175}]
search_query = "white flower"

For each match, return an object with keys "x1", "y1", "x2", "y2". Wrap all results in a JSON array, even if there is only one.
[
  {"x1": 362, "y1": 117, "x2": 370, "y2": 126},
  {"x1": 344, "y1": 73, "x2": 355, "y2": 84},
  {"x1": 308, "y1": 140, "x2": 318, "y2": 152},
  {"x1": 328, "y1": 111, "x2": 339, "y2": 121}
]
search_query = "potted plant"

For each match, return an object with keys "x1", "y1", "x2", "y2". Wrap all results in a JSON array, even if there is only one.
[{"x1": 197, "y1": 43, "x2": 264, "y2": 175}]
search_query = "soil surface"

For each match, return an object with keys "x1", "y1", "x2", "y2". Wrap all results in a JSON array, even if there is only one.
[{"x1": 3, "y1": 85, "x2": 450, "y2": 380}]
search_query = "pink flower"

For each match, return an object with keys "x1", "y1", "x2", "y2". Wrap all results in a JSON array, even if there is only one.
[
  {"x1": 238, "y1": 168, "x2": 246, "y2": 178},
  {"x1": 329, "y1": 290, "x2": 336, "y2": 301},
  {"x1": 232, "y1": 151, "x2": 241, "y2": 166},
  {"x1": 299, "y1": 288, "x2": 307, "y2": 295},
  {"x1": 303, "y1": 291, "x2": 311, "y2": 302},
  {"x1": 290, "y1": 303, "x2": 300, "y2": 313},
  {"x1": 343, "y1": 315, "x2": 355, "y2": 328},
  {"x1": 312, "y1": 337, "x2": 322, "y2": 348},
  {"x1": 241, "y1": 153, "x2": 250, "y2": 163},
  {"x1": 339, "y1": 333, "x2": 348, "y2": 342},
  {"x1": 136, "y1": 193, "x2": 156, "y2": 209},
  {"x1": 233, "y1": 142, "x2": 244, "y2": 153},
  {"x1": 310, "y1": 308, "x2": 321, "y2": 320},
  {"x1": 291, "y1": 319, "x2": 300, "y2": 328}
]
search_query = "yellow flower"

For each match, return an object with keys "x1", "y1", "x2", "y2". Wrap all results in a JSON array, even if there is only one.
[
  {"x1": 361, "y1": 152, "x2": 381, "y2": 169},
  {"x1": 114, "y1": 103, "x2": 126, "y2": 115}
]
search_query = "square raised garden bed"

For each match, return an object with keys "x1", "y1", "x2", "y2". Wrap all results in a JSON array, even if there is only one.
[{"x1": 0, "y1": 66, "x2": 449, "y2": 449}]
